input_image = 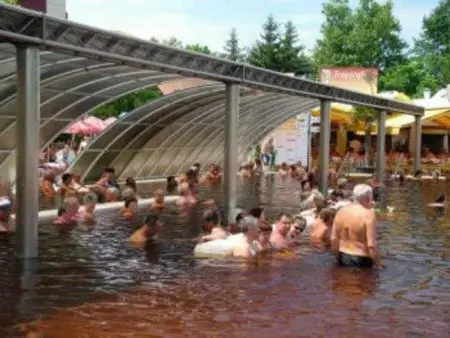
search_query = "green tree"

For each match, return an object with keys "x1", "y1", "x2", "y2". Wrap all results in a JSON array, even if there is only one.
[
  {"x1": 380, "y1": 58, "x2": 439, "y2": 97},
  {"x1": 92, "y1": 87, "x2": 162, "y2": 119},
  {"x1": 1, "y1": 0, "x2": 17, "y2": 4},
  {"x1": 223, "y1": 28, "x2": 244, "y2": 62},
  {"x1": 278, "y1": 21, "x2": 313, "y2": 75},
  {"x1": 414, "y1": 0, "x2": 450, "y2": 90},
  {"x1": 162, "y1": 37, "x2": 184, "y2": 49},
  {"x1": 248, "y1": 14, "x2": 281, "y2": 70},
  {"x1": 314, "y1": 0, "x2": 406, "y2": 70},
  {"x1": 314, "y1": 0, "x2": 354, "y2": 68},
  {"x1": 353, "y1": 106, "x2": 377, "y2": 165},
  {"x1": 185, "y1": 43, "x2": 211, "y2": 55}
]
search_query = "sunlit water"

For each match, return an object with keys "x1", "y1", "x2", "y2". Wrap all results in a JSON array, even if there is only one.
[{"x1": 1, "y1": 176, "x2": 450, "y2": 337}]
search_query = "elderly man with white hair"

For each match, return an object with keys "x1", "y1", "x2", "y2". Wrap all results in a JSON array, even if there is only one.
[
  {"x1": 231, "y1": 216, "x2": 262, "y2": 258},
  {"x1": 194, "y1": 215, "x2": 262, "y2": 259},
  {"x1": 331, "y1": 183, "x2": 382, "y2": 268}
]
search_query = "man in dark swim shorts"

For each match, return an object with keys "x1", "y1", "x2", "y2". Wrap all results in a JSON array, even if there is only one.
[{"x1": 331, "y1": 184, "x2": 382, "y2": 269}]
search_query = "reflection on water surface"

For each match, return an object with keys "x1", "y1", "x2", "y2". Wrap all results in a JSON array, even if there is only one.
[{"x1": 1, "y1": 177, "x2": 450, "y2": 337}]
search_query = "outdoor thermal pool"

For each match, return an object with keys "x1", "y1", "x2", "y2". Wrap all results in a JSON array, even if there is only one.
[{"x1": 0, "y1": 176, "x2": 449, "y2": 337}]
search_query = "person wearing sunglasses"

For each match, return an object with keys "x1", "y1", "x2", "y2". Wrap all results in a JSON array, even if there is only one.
[{"x1": 270, "y1": 213, "x2": 295, "y2": 250}]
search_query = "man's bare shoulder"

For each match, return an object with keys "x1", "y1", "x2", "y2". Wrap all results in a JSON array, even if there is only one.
[{"x1": 335, "y1": 203, "x2": 375, "y2": 219}]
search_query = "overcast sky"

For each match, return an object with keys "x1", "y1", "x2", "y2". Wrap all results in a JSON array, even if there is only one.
[{"x1": 67, "y1": 0, "x2": 439, "y2": 53}]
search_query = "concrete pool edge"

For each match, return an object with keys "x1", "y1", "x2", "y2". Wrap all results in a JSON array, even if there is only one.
[{"x1": 12, "y1": 195, "x2": 180, "y2": 223}]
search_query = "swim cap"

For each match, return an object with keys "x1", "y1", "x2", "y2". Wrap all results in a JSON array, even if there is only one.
[
  {"x1": 0, "y1": 198, "x2": 11, "y2": 209},
  {"x1": 230, "y1": 208, "x2": 245, "y2": 223}
]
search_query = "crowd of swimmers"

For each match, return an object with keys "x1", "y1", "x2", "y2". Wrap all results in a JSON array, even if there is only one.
[
  {"x1": 192, "y1": 180, "x2": 382, "y2": 268},
  {"x1": 0, "y1": 159, "x2": 447, "y2": 270}
]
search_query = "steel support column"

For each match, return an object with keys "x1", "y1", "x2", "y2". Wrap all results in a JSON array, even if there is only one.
[
  {"x1": 375, "y1": 111, "x2": 386, "y2": 181},
  {"x1": 413, "y1": 116, "x2": 422, "y2": 173},
  {"x1": 223, "y1": 84, "x2": 239, "y2": 223},
  {"x1": 318, "y1": 100, "x2": 331, "y2": 197},
  {"x1": 15, "y1": 46, "x2": 40, "y2": 259}
]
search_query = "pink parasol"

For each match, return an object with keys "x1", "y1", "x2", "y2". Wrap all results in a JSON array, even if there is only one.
[
  {"x1": 103, "y1": 117, "x2": 117, "y2": 127},
  {"x1": 64, "y1": 116, "x2": 106, "y2": 135},
  {"x1": 64, "y1": 120, "x2": 94, "y2": 135},
  {"x1": 83, "y1": 116, "x2": 106, "y2": 134}
]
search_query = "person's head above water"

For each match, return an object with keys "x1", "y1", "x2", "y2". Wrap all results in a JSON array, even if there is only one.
[
  {"x1": 144, "y1": 213, "x2": 163, "y2": 238},
  {"x1": 336, "y1": 177, "x2": 348, "y2": 189},
  {"x1": 353, "y1": 184, "x2": 373, "y2": 208},
  {"x1": 435, "y1": 194, "x2": 445, "y2": 203},
  {"x1": 248, "y1": 207, "x2": 265, "y2": 222},
  {"x1": 239, "y1": 216, "x2": 260, "y2": 240},
  {"x1": 202, "y1": 209, "x2": 220, "y2": 232}
]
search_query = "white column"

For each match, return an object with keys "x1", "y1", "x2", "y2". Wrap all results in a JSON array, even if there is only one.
[
  {"x1": 15, "y1": 47, "x2": 40, "y2": 259},
  {"x1": 223, "y1": 84, "x2": 239, "y2": 224},
  {"x1": 443, "y1": 133, "x2": 448, "y2": 152},
  {"x1": 319, "y1": 100, "x2": 331, "y2": 197},
  {"x1": 413, "y1": 116, "x2": 422, "y2": 173},
  {"x1": 375, "y1": 111, "x2": 386, "y2": 181}
]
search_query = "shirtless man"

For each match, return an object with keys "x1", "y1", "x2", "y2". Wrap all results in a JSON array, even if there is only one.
[
  {"x1": 331, "y1": 184, "x2": 382, "y2": 268},
  {"x1": 129, "y1": 214, "x2": 163, "y2": 248},
  {"x1": 310, "y1": 208, "x2": 335, "y2": 247},
  {"x1": 199, "y1": 209, "x2": 228, "y2": 242},
  {"x1": 0, "y1": 198, "x2": 13, "y2": 233},
  {"x1": 231, "y1": 216, "x2": 261, "y2": 258},
  {"x1": 270, "y1": 213, "x2": 294, "y2": 250}
]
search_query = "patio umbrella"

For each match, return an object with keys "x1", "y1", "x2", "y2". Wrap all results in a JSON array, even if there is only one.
[
  {"x1": 64, "y1": 120, "x2": 95, "y2": 135},
  {"x1": 83, "y1": 116, "x2": 106, "y2": 134},
  {"x1": 103, "y1": 117, "x2": 117, "y2": 127}
]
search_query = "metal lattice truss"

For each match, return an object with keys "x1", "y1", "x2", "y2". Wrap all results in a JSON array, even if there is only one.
[
  {"x1": 0, "y1": 4, "x2": 424, "y2": 115},
  {"x1": 69, "y1": 86, "x2": 318, "y2": 181},
  {"x1": 0, "y1": 42, "x2": 317, "y2": 182}
]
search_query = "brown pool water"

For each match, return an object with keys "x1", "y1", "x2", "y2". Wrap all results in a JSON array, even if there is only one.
[{"x1": 1, "y1": 177, "x2": 450, "y2": 337}]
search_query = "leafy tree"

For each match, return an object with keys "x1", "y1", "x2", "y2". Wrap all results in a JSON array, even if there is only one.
[
  {"x1": 92, "y1": 87, "x2": 162, "y2": 119},
  {"x1": 414, "y1": 0, "x2": 450, "y2": 90},
  {"x1": 151, "y1": 37, "x2": 212, "y2": 55},
  {"x1": 380, "y1": 58, "x2": 439, "y2": 97},
  {"x1": 248, "y1": 14, "x2": 281, "y2": 70},
  {"x1": 314, "y1": 0, "x2": 354, "y2": 68},
  {"x1": 1, "y1": 0, "x2": 17, "y2": 4},
  {"x1": 353, "y1": 106, "x2": 378, "y2": 165},
  {"x1": 314, "y1": 0, "x2": 407, "y2": 70},
  {"x1": 185, "y1": 43, "x2": 211, "y2": 55},
  {"x1": 278, "y1": 21, "x2": 313, "y2": 75},
  {"x1": 162, "y1": 37, "x2": 184, "y2": 49},
  {"x1": 223, "y1": 28, "x2": 244, "y2": 62}
]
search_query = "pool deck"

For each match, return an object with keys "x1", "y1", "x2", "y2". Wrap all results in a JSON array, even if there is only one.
[{"x1": 12, "y1": 195, "x2": 179, "y2": 223}]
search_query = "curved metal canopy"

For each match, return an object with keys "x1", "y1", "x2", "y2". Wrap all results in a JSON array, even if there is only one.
[
  {"x1": 0, "y1": 3, "x2": 424, "y2": 115},
  {"x1": 69, "y1": 85, "x2": 318, "y2": 181},
  {"x1": 0, "y1": 43, "x2": 183, "y2": 181},
  {"x1": 0, "y1": 42, "x2": 317, "y2": 182}
]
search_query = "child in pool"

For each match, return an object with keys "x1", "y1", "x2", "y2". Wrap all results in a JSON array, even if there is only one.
[
  {"x1": 129, "y1": 213, "x2": 163, "y2": 246},
  {"x1": 150, "y1": 189, "x2": 165, "y2": 212},
  {"x1": 54, "y1": 196, "x2": 80, "y2": 229},
  {"x1": 78, "y1": 192, "x2": 97, "y2": 226},
  {"x1": 120, "y1": 197, "x2": 138, "y2": 220}
]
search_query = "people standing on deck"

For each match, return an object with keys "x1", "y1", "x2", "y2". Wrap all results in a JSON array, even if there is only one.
[
  {"x1": 331, "y1": 184, "x2": 382, "y2": 268},
  {"x1": 262, "y1": 137, "x2": 275, "y2": 169}
]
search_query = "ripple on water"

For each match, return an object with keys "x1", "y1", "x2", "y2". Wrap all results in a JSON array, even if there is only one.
[{"x1": 1, "y1": 178, "x2": 449, "y2": 337}]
